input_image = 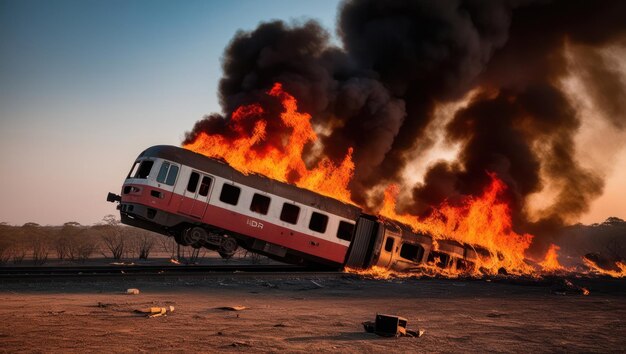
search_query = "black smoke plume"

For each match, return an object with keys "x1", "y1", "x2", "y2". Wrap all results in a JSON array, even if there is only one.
[{"x1": 184, "y1": 0, "x2": 626, "y2": 251}]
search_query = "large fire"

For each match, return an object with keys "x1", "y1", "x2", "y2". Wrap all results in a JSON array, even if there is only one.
[
  {"x1": 379, "y1": 175, "x2": 534, "y2": 275},
  {"x1": 184, "y1": 83, "x2": 354, "y2": 204},
  {"x1": 184, "y1": 82, "x2": 624, "y2": 279}
]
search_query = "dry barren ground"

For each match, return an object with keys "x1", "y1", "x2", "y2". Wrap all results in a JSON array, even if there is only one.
[{"x1": 0, "y1": 274, "x2": 625, "y2": 353}]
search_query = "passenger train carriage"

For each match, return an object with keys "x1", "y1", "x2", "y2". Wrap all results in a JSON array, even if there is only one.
[{"x1": 107, "y1": 145, "x2": 493, "y2": 271}]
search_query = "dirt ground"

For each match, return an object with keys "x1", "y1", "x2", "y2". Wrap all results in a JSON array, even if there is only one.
[{"x1": 0, "y1": 274, "x2": 625, "y2": 353}]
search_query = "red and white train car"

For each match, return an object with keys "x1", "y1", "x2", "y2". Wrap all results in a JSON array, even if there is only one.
[
  {"x1": 108, "y1": 145, "x2": 495, "y2": 272},
  {"x1": 107, "y1": 145, "x2": 360, "y2": 266}
]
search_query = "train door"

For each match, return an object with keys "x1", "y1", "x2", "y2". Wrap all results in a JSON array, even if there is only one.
[{"x1": 179, "y1": 171, "x2": 213, "y2": 219}]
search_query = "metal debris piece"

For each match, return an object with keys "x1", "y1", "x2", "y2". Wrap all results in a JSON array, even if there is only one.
[
  {"x1": 135, "y1": 306, "x2": 175, "y2": 318},
  {"x1": 551, "y1": 279, "x2": 590, "y2": 296},
  {"x1": 363, "y1": 314, "x2": 424, "y2": 338},
  {"x1": 126, "y1": 288, "x2": 140, "y2": 295}
]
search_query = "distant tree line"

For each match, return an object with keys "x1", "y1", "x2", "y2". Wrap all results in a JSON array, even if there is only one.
[
  {"x1": 0, "y1": 215, "x2": 171, "y2": 265},
  {"x1": 0, "y1": 215, "x2": 267, "y2": 266}
]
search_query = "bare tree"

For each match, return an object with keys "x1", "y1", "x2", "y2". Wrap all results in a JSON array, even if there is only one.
[
  {"x1": 54, "y1": 236, "x2": 69, "y2": 260},
  {"x1": 0, "y1": 240, "x2": 11, "y2": 265},
  {"x1": 11, "y1": 243, "x2": 26, "y2": 264},
  {"x1": 136, "y1": 231, "x2": 157, "y2": 260},
  {"x1": 67, "y1": 237, "x2": 97, "y2": 263},
  {"x1": 99, "y1": 215, "x2": 126, "y2": 260},
  {"x1": 21, "y1": 222, "x2": 49, "y2": 265},
  {"x1": 159, "y1": 237, "x2": 177, "y2": 259},
  {"x1": 31, "y1": 236, "x2": 49, "y2": 265},
  {"x1": 0, "y1": 223, "x2": 14, "y2": 265},
  {"x1": 55, "y1": 222, "x2": 98, "y2": 263}
]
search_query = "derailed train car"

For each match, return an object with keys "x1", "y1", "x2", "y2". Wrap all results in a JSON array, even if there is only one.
[
  {"x1": 344, "y1": 216, "x2": 492, "y2": 273},
  {"x1": 107, "y1": 145, "x2": 490, "y2": 272}
]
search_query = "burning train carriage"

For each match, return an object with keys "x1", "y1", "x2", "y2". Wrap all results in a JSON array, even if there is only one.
[
  {"x1": 108, "y1": 145, "x2": 492, "y2": 272},
  {"x1": 107, "y1": 145, "x2": 361, "y2": 266},
  {"x1": 346, "y1": 216, "x2": 489, "y2": 274}
]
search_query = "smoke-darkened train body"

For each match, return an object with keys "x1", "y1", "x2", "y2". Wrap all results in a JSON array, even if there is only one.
[{"x1": 107, "y1": 145, "x2": 489, "y2": 271}]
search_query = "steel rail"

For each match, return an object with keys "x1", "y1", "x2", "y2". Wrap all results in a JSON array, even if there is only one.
[{"x1": 0, "y1": 264, "x2": 340, "y2": 278}]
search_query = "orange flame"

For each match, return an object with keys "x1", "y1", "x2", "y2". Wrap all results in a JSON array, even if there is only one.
[
  {"x1": 184, "y1": 83, "x2": 354, "y2": 204},
  {"x1": 539, "y1": 244, "x2": 565, "y2": 272},
  {"x1": 380, "y1": 174, "x2": 534, "y2": 275},
  {"x1": 583, "y1": 257, "x2": 626, "y2": 278}
]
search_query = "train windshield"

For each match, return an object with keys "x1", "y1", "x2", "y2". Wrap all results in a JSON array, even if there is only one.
[{"x1": 128, "y1": 160, "x2": 154, "y2": 179}]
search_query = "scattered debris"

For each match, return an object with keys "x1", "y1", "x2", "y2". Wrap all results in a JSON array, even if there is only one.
[
  {"x1": 551, "y1": 279, "x2": 590, "y2": 296},
  {"x1": 216, "y1": 306, "x2": 248, "y2": 311},
  {"x1": 135, "y1": 306, "x2": 175, "y2": 318},
  {"x1": 126, "y1": 288, "x2": 140, "y2": 295},
  {"x1": 362, "y1": 314, "x2": 424, "y2": 338}
]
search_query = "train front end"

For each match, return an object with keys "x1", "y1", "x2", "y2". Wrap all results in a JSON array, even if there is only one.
[{"x1": 106, "y1": 146, "x2": 184, "y2": 236}]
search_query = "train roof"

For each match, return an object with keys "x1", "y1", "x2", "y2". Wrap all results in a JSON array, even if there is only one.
[
  {"x1": 137, "y1": 145, "x2": 362, "y2": 221},
  {"x1": 377, "y1": 215, "x2": 434, "y2": 245}
]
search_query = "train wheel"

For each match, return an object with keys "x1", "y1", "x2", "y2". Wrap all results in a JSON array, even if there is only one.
[
  {"x1": 174, "y1": 233, "x2": 188, "y2": 246},
  {"x1": 218, "y1": 237, "x2": 238, "y2": 259},
  {"x1": 179, "y1": 227, "x2": 206, "y2": 247}
]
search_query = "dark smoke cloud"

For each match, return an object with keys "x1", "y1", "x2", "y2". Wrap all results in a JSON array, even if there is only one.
[
  {"x1": 411, "y1": 0, "x2": 625, "y2": 228},
  {"x1": 338, "y1": 0, "x2": 513, "y2": 186},
  {"x1": 185, "y1": 0, "x2": 626, "y2": 242}
]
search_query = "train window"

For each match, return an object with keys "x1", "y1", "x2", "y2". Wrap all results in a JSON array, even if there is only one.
[
  {"x1": 128, "y1": 161, "x2": 140, "y2": 178},
  {"x1": 384, "y1": 237, "x2": 394, "y2": 252},
  {"x1": 308, "y1": 212, "x2": 328, "y2": 233},
  {"x1": 250, "y1": 193, "x2": 270, "y2": 215},
  {"x1": 280, "y1": 203, "x2": 300, "y2": 224},
  {"x1": 427, "y1": 251, "x2": 450, "y2": 269},
  {"x1": 220, "y1": 184, "x2": 241, "y2": 205},
  {"x1": 166, "y1": 165, "x2": 178, "y2": 185},
  {"x1": 337, "y1": 221, "x2": 355, "y2": 241},
  {"x1": 134, "y1": 160, "x2": 154, "y2": 179},
  {"x1": 156, "y1": 162, "x2": 179, "y2": 186},
  {"x1": 198, "y1": 176, "x2": 212, "y2": 197},
  {"x1": 399, "y1": 243, "x2": 424, "y2": 262},
  {"x1": 187, "y1": 172, "x2": 200, "y2": 193}
]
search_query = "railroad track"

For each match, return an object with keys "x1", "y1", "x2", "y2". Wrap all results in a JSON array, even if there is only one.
[{"x1": 0, "y1": 264, "x2": 339, "y2": 279}]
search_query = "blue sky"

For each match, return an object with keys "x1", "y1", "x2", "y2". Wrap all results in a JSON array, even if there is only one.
[{"x1": 0, "y1": 0, "x2": 340, "y2": 225}]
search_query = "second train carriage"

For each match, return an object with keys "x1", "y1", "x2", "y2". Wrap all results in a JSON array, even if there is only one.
[{"x1": 107, "y1": 145, "x2": 492, "y2": 272}]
